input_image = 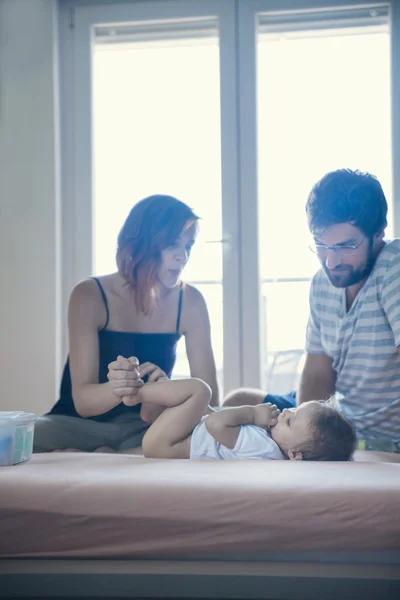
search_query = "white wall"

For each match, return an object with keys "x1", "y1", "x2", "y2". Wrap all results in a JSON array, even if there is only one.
[{"x1": 0, "y1": 0, "x2": 61, "y2": 414}]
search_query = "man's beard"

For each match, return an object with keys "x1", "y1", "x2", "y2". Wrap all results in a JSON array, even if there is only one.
[{"x1": 322, "y1": 243, "x2": 376, "y2": 288}]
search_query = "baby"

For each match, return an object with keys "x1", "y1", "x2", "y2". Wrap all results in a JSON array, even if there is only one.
[{"x1": 117, "y1": 357, "x2": 356, "y2": 461}]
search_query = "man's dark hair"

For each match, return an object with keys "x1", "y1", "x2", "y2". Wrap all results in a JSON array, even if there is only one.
[{"x1": 306, "y1": 169, "x2": 388, "y2": 238}]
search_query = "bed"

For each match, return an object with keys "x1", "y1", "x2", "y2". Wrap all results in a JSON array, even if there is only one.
[{"x1": 1, "y1": 451, "x2": 400, "y2": 599}]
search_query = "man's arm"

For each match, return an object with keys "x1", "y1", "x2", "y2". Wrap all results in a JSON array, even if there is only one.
[
  {"x1": 298, "y1": 273, "x2": 336, "y2": 404},
  {"x1": 381, "y1": 254, "x2": 400, "y2": 350},
  {"x1": 297, "y1": 353, "x2": 336, "y2": 404}
]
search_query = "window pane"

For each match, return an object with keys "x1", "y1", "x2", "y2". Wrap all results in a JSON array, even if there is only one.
[
  {"x1": 257, "y1": 27, "x2": 391, "y2": 389},
  {"x1": 92, "y1": 26, "x2": 223, "y2": 383}
]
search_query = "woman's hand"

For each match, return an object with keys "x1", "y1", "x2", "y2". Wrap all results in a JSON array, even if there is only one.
[
  {"x1": 107, "y1": 356, "x2": 144, "y2": 406},
  {"x1": 138, "y1": 362, "x2": 169, "y2": 383}
]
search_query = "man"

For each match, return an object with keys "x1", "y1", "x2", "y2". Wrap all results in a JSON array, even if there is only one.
[{"x1": 224, "y1": 169, "x2": 400, "y2": 450}]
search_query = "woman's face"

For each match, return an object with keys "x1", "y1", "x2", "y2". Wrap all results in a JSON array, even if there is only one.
[{"x1": 158, "y1": 222, "x2": 197, "y2": 288}]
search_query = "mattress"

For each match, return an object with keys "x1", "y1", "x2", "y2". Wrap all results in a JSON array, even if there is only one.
[{"x1": 0, "y1": 452, "x2": 400, "y2": 559}]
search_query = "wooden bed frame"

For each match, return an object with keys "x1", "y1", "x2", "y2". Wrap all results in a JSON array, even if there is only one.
[
  {"x1": 1, "y1": 557, "x2": 400, "y2": 599},
  {"x1": 2, "y1": 452, "x2": 400, "y2": 599}
]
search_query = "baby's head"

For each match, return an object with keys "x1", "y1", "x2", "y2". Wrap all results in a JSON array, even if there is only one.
[{"x1": 270, "y1": 399, "x2": 356, "y2": 461}]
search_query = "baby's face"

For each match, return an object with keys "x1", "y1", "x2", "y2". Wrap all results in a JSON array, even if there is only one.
[{"x1": 270, "y1": 402, "x2": 320, "y2": 457}]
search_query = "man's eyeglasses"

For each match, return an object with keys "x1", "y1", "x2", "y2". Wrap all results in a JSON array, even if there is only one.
[{"x1": 309, "y1": 238, "x2": 364, "y2": 257}]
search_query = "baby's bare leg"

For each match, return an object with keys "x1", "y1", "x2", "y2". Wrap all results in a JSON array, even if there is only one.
[
  {"x1": 140, "y1": 403, "x2": 165, "y2": 423},
  {"x1": 140, "y1": 379, "x2": 211, "y2": 458}
]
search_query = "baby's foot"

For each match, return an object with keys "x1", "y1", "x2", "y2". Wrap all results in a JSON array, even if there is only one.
[{"x1": 122, "y1": 393, "x2": 141, "y2": 406}]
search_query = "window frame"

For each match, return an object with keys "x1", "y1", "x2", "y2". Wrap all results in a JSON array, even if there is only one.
[
  {"x1": 59, "y1": 0, "x2": 242, "y2": 393},
  {"x1": 59, "y1": 0, "x2": 400, "y2": 392},
  {"x1": 237, "y1": 0, "x2": 398, "y2": 388}
]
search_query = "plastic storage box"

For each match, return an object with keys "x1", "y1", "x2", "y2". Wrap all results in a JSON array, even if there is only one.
[{"x1": 0, "y1": 412, "x2": 36, "y2": 466}]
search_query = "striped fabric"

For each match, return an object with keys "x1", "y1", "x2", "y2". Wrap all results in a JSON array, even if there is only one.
[{"x1": 306, "y1": 239, "x2": 400, "y2": 442}]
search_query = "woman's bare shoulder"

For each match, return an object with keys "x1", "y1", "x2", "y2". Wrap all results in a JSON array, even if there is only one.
[
  {"x1": 182, "y1": 282, "x2": 207, "y2": 308},
  {"x1": 70, "y1": 277, "x2": 100, "y2": 302},
  {"x1": 180, "y1": 284, "x2": 209, "y2": 332},
  {"x1": 69, "y1": 277, "x2": 110, "y2": 326},
  {"x1": 71, "y1": 273, "x2": 118, "y2": 301}
]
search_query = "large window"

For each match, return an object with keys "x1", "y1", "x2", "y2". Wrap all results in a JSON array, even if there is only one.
[
  {"x1": 257, "y1": 14, "x2": 392, "y2": 390},
  {"x1": 93, "y1": 24, "x2": 224, "y2": 388},
  {"x1": 61, "y1": 0, "x2": 398, "y2": 397}
]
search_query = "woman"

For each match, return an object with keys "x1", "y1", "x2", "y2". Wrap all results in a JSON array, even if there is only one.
[{"x1": 33, "y1": 194, "x2": 219, "y2": 453}]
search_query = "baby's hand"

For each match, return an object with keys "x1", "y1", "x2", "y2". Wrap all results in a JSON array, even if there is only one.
[{"x1": 253, "y1": 403, "x2": 280, "y2": 429}]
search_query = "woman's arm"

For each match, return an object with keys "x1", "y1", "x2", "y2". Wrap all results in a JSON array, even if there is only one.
[
  {"x1": 68, "y1": 280, "x2": 122, "y2": 418},
  {"x1": 183, "y1": 285, "x2": 220, "y2": 406}
]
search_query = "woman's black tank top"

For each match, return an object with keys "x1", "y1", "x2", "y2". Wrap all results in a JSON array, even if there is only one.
[{"x1": 49, "y1": 278, "x2": 183, "y2": 421}]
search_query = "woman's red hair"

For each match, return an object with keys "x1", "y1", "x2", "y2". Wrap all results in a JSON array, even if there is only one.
[{"x1": 116, "y1": 195, "x2": 199, "y2": 314}]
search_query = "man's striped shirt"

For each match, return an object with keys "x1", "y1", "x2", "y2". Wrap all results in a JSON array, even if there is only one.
[{"x1": 306, "y1": 239, "x2": 400, "y2": 441}]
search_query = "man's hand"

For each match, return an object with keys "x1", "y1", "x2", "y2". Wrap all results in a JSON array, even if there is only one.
[{"x1": 253, "y1": 403, "x2": 280, "y2": 429}]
